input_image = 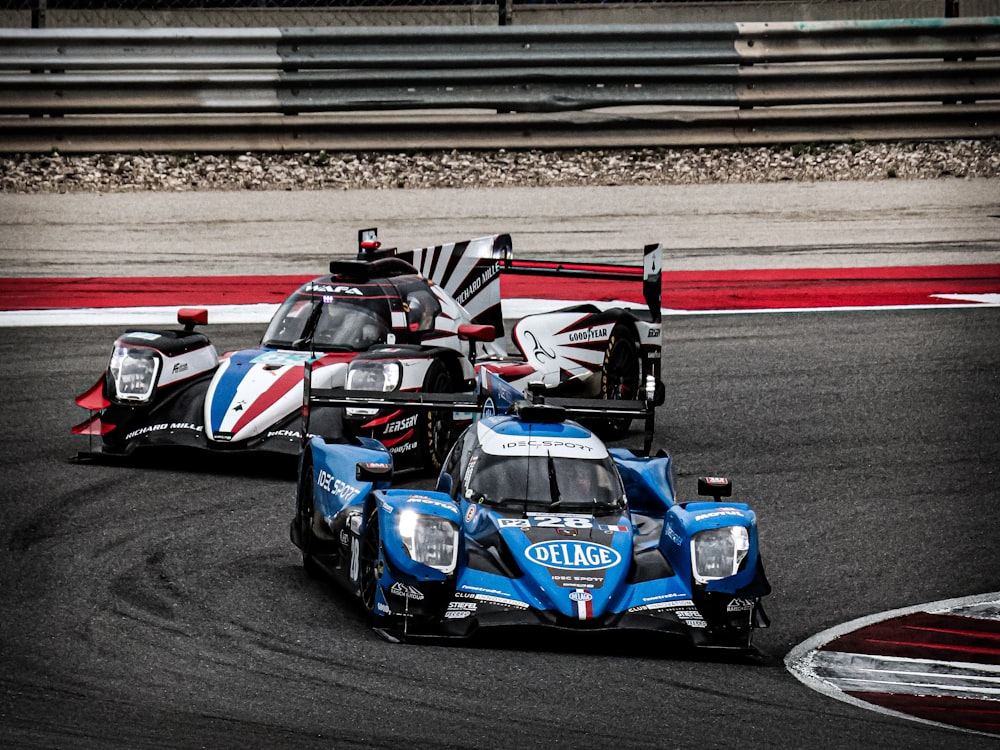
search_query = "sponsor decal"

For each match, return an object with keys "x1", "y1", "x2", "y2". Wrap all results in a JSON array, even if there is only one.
[
  {"x1": 500, "y1": 439, "x2": 594, "y2": 453},
  {"x1": 376, "y1": 601, "x2": 390, "y2": 614},
  {"x1": 483, "y1": 397, "x2": 495, "y2": 417},
  {"x1": 627, "y1": 598, "x2": 695, "y2": 614},
  {"x1": 465, "y1": 505, "x2": 478, "y2": 524},
  {"x1": 567, "y1": 326, "x2": 609, "y2": 343},
  {"x1": 266, "y1": 429, "x2": 300, "y2": 439},
  {"x1": 445, "y1": 609, "x2": 473, "y2": 619},
  {"x1": 498, "y1": 518, "x2": 530, "y2": 528},
  {"x1": 388, "y1": 441, "x2": 418, "y2": 455},
  {"x1": 570, "y1": 588, "x2": 594, "y2": 620},
  {"x1": 125, "y1": 422, "x2": 203, "y2": 441},
  {"x1": 408, "y1": 496, "x2": 460, "y2": 515},
  {"x1": 524, "y1": 540, "x2": 622, "y2": 571},
  {"x1": 172, "y1": 362, "x2": 189, "y2": 375},
  {"x1": 664, "y1": 524, "x2": 683, "y2": 546},
  {"x1": 727, "y1": 597, "x2": 754, "y2": 613},
  {"x1": 524, "y1": 330, "x2": 556, "y2": 362},
  {"x1": 390, "y1": 582, "x2": 425, "y2": 601},
  {"x1": 462, "y1": 455, "x2": 479, "y2": 490},
  {"x1": 447, "y1": 601, "x2": 477, "y2": 612},
  {"x1": 647, "y1": 328, "x2": 661, "y2": 338},
  {"x1": 641, "y1": 593, "x2": 689, "y2": 604},
  {"x1": 454, "y1": 592, "x2": 529, "y2": 610},
  {"x1": 556, "y1": 528, "x2": 579, "y2": 537},
  {"x1": 497, "y1": 515, "x2": 625, "y2": 533},
  {"x1": 453, "y1": 261, "x2": 499, "y2": 306},
  {"x1": 459, "y1": 585, "x2": 508, "y2": 596},
  {"x1": 631, "y1": 601, "x2": 707, "y2": 627},
  {"x1": 316, "y1": 470, "x2": 362, "y2": 503},
  {"x1": 318, "y1": 285, "x2": 364, "y2": 296},
  {"x1": 693, "y1": 508, "x2": 745, "y2": 522},
  {"x1": 383, "y1": 414, "x2": 418, "y2": 434}
]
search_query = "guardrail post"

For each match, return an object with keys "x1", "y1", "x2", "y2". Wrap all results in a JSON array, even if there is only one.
[
  {"x1": 946, "y1": 0, "x2": 960, "y2": 16},
  {"x1": 498, "y1": 0, "x2": 511, "y2": 26},
  {"x1": 31, "y1": 0, "x2": 46, "y2": 29}
]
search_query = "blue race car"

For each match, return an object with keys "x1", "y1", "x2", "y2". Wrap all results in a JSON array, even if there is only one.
[{"x1": 291, "y1": 371, "x2": 770, "y2": 651}]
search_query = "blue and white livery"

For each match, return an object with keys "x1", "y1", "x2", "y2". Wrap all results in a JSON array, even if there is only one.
[{"x1": 290, "y1": 392, "x2": 771, "y2": 651}]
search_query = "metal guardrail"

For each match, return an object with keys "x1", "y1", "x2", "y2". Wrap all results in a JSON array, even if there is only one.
[{"x1": 1, "y1": 18, "x2": 998, "y2": 151}]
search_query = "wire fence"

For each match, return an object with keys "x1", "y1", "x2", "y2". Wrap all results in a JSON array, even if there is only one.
[{"x1": 0, "y1": 0, "x2": 989, "y2": 29}]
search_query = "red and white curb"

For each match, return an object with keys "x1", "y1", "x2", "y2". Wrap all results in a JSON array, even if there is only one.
[{"x1": 786, "y1": 592, "x2": 1000, "y2": 737}]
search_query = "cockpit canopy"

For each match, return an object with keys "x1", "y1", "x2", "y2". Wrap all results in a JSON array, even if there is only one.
[
  {"x1": 261, "y1": 288, "x2": 392, "y2": 351},
  {"x1": 467, "y1": 451, "x2": 625, "y2": 512},
  {"x1": 260, "y1": 275, "x2": 442, "y2": 352}
]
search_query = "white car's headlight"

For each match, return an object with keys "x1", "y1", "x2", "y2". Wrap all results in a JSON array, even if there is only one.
[
  {"x1": 691, "y1": 526, "x2": 750, "y2": 583},
  {"x1": 397, "y1": 510, "x2": 459, "y2": 574},
  {"x1": 347, "y1": 361, "x2": 401, "y2": 392},
  {"x1": 109, "y1": 345, "x2": 161, "y2": 403}
]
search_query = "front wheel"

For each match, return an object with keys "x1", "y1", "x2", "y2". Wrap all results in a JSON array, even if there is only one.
[
  {"x1": 417, "y1": 360, "x2": 454, "y2": 474},
  {"x1": 598, "y1": 325, "x2": 641, "y2": 440},
  {"x1": 296, "y1": 455, "x2": 322, "y2": 579},
  {"x1": 359, "y1": 506, "x2": 381, "y2": 613}
]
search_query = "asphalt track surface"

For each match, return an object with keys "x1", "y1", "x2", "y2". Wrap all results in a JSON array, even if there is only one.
[{"x1": 1, "y1": 180, "x2": 999, "y2": 748}]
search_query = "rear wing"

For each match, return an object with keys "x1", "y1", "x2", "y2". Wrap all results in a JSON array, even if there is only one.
[
  {"x1": 500, "y1": 243, "x2": 663, "y2": 324},
  {"x1": 356, "y1": 228, "x2": 663, "y2": 333},
  {"x1": 303, "y1": 360, "x2": 657, "y2": 458}
]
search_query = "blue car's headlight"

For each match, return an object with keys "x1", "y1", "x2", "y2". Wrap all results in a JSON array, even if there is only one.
[
  {"x1": 397, "y1": 510, "x2": 459, "y2": 574},
  {"x1": 690, "y1": 526, "x2": 749, "y2": 583}
]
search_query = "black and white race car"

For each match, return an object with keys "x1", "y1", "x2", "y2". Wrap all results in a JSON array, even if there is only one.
[{"x1": 73, "y1": 228, "x2": 664, "y2": 472}]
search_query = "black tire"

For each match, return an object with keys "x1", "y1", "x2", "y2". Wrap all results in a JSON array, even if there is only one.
[
  {"x1": 297, "y1": 455, "x2": 322, "y2": 579},
  {"x1": 417, "y1": 360, "x2": 454, "y2": 474},
  {"x1": 598, "y1": 325, "x2": 641, "y2": 440},
  {"x1": 359, "y1": 506, "x2": 380, "y2": 613}
]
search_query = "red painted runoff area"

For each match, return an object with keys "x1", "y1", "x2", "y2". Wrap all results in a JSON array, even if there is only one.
[
  {"x1": 821, "y1": 610, "x2": 1000, "y2": 736},
  {"x1": 819, "y1": 611, "x2": 1000, "y2": 666},
  {"x1": 846, "y1": 692, "x2": 1000, "y2": 735},
  {"x1": 0, "y1": 264, "x2": 997, "y2": 311}
]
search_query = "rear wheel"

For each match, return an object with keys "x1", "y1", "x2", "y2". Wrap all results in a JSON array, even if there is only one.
[
  {"x1": 417, "y1": 360, "x2": 454, "y2": 473},
  {"x1": 599, "y1": 325, "x2": 640, "y2": 440}
]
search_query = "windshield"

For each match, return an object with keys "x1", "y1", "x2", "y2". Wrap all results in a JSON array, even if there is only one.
[
  {"x1": 261, "y1": 291, "x2": 391, "y2": 351},
  {"x1": 467, "y1": 453, "x2": 624, "y2": 512}
]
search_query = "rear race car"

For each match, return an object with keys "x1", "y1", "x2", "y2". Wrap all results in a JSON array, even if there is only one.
[
  {"x1": 73, "y1": 228, "x2": 665, "y2": 473},
  {"x1": 291, "y1": 382, "x2": 770, "y2": 652}
]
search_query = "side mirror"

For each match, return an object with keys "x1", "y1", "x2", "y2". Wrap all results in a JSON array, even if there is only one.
[
  {"x1": 457, "y1": 323, "x2": 496, "y2": 343},
  {"x1": 435, "y1": 473, "x2": 453, "y2": 496},
  {"x1": 698, "y1": 476, "x2": 732, "y2": 502},
  {"x1": 177, "y1": 307, "x2": 208, "y2": 331},
  {"x1": 357, "y1": 461, "x2": 393, "y2": 483}
]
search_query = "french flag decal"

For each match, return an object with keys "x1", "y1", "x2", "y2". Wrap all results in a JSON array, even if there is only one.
[{"x1": 570, "y1": 589, "x2": 594, "y2": 620}]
